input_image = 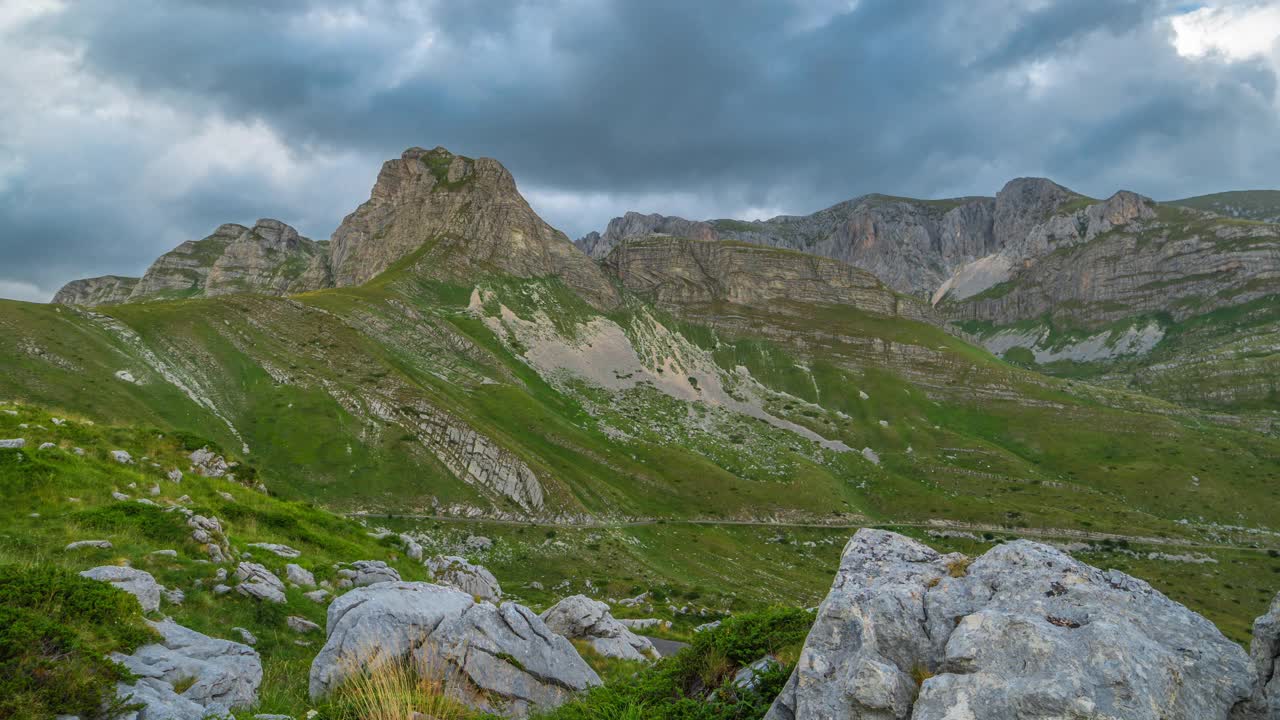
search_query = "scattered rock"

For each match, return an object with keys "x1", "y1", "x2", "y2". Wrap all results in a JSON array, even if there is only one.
[
  {"x1": 765, "y1": 529, "x2": 1253, "y2": 720},
  {"x1": 618, "y1": 618, "x2": 670, "y2": 631},
  {"x1": 114, "y1": 370, "x2": 138, "y2": 383},
  {"x1": 65, "y1": 539, "x2": 113, "y2": 551},
  {"x1": 529, "y1": 581, "x2": 545, "y2": 591},
  {"x1": 303, "y1": 589, "x2": 330, "y2": 603},
  {"x1": 111, "y1": 491, "x2": 130, "y2": 501},
  {"x1": 149, "y1": 549, "x2": 178, "y2": 559},
  {"x1": 38, "y1": 441, "x2": 56, "y2": 450},
  {"x1": 217, "y1": 491, "x2": 235, "y2": 502},
  {"x1": 309, "y1": 582, "x2": 601, "y2": 717},
  {"x1": 400, "y1": 534, "x2": 424, "y2": 561},
  {"x1": 73, "y1": 447, "x2": 85, "y2": 455},
  {"x1": 427, "y1": 555, "x2": 502, "y2": 602},
  {"x1": 110, "y1": 450, "x2": 133, "y2": 464},
  {"x1": 212, "y1": 583, "x2": 232, "y2": 595},
  {"x1": 0, "y1": 438, "x2": 25, "y2": 449},
  {"x1": 80, "y1": 566, "x2": 161, "y2": 613},
  {"x1": 188, "y1": 446, "x2": 230, "y2": 477},
  {"x1": 287, "y1": 616, "x2": 321, "y2": 634},
  {"x1": 232, "y1": 627, "x2": 258, "y2": 646},
  {"x1": 860, "y1": 447, "x2": 880, "y2": 465},
  {"x1": 162, "y1": 587, "x2": 185, "y2": 605},
  {"x1": 466, "y1": 535, "x2": 494, "y2": 551},
  {"x1": 148, "y1": 484, "x2": 160, "y2": 496},
  {"x1": 732, "y1": 655, "x2": 780, "y2": 691},
  {"x1": 541, "y1": 595, "x2": 658, "y2": 662},
  {"x1": 113, "y1": 618, "x2": 261, "y2": 718},
  {"x1": 337, "y1": 560, "x2": 401, "y2": 587},
  {"x1": 285, "y1": 563, "x2": 316, "y2": 587},
  {"x1": 166, "y1": 468, "x2": 183, "y2": 483},
  {"x1": 248, "y1": 542, "x2": 301, "y2": 559},
  {"x1": 235, "y1": 562, "x2": 286, "y2": 604}
]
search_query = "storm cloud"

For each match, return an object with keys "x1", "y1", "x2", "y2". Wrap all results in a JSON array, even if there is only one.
[{"x1": 2, "y1": 0, "x2": 1277, "y2": 301}]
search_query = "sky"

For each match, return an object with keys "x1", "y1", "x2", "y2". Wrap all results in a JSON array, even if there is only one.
[{"x1": 1, "y1": 0, "x2": 1278, "y2": 302}]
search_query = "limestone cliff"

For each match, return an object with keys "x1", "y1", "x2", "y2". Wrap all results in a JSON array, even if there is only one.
[
  {"x1": 61, "y1": 219, "x2": 332, "y2": 305},
  {"x1": 601, "y1": 237, "x2": 932, "y2": 322},
  {"x1": 52, "y1": 275, "x2": 139, "y2": 306},
  {"x1": 329, "y1": 146, "x2": 619, "y2": 310}
]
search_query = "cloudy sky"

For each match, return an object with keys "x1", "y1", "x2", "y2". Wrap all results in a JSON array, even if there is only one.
[{"x1": 2, "y1": 0, "x2": 1278, "y2": 302}]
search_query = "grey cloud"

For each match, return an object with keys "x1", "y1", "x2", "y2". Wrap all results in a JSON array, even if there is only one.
[{"x1": 1, "y1": 0, "x2": 1278, "y2": 300}]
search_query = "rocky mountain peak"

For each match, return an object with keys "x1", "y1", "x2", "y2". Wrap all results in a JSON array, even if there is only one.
[
  {"x1": 329, "y1": 146, "x2": 619, "y2": 309},
  {"x1": 993, "y1": 176, "x2": 1075, "y2": 247},
  {"x1": 248, "y1": 218, "x2": 303, "y2": 249}
]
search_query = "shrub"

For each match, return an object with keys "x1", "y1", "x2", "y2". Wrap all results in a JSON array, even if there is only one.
[
  {"x1": 72, "y1": 502, "x2": 190, "y2": 543},
  {"x1": 0, "y1": 564, "x2": 154, "y2": 720}
]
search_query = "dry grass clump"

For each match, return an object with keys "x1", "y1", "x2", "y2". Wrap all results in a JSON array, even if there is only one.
[{"x1": 326, "y1": 648, "x2": 476, "y2": 720}]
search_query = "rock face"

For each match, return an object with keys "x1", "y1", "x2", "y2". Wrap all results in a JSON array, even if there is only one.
[
  {"x1": 427, "y1": 555, "x2": 502, "y2": 602},
  {"x1": 602, "y1": 237, "x2": 932, "y2": 323},
  {"x1": 308, "y1": 581, "x2": 601, "y2": 717},
  {"x1": 52, "y1": 275, "x2": 139, "y2": 306},
  {"x1": 575, "y1": 211, "x2": 719, "y2": 260},
  {"x1": 126, "y1": 220, "x2": 330, "y2": 303},
  {"x1": 1236, "y1": 592, "x2": 1280, "y2": 719},
  {"x1": 766, "y1": 529, "x2": 1252, "y2": 720},
  {"x1": 329, "y1": 146, "x2": 619, "y2": 310},
  {"x1": 540, "y1": 595, "x2": 658, "y2": 662},
  {"x1": 80, "y1": 566, "x2": 162, "y2": 613},
  {"x1": 113, "y1": 618, "x2": 261, "y2": 720}
]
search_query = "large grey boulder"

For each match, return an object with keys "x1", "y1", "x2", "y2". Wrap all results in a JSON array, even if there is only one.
[
  {"x1": 234, "y1": 562, "x2": 286, "y2": 604},
  {"x1": 113, "y1": 618, "x2": 261, "y2": 720},
  {"x1": 308, "y1": 581, "x2": 600, "y2": 717},
  {"x1": 427, "y1": 555, "x2": 502, "y2": 602},
  {"x1": 80, "y1": 566, "x2": 162, "y2": 613},
  {"x1": 337, "y1": 559, "x2": 400, "y2": 586},
  {"x1": 1235, "y1": 591, "x2": 1280, "y2": 719},
  {"x1": 540, "y1": 594, "x2": 658, "y2": 662},
  {"x1": 767, "y1": 529, "x2": 1254, "y2": 720}
]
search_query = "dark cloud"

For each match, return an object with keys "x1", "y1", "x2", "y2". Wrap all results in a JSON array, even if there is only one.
[{"x1": 1, "y1": 0, "x2": 1278, "y2": 300}]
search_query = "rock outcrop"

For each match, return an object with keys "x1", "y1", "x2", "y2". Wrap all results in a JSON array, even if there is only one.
[
  {"x1": 602, "y1": 237, "x2": 932, "y2": 322},
  {"x1": 1236, "y1": 592, "x2": 1280, "y2": 719},
  {"x1": 309, "y1": 581, "x2": 601, "y2": 717},
  {"x1": 427, "y1": 555, "x2": 502, "y2": 602},
  {"x1": 234, "y1": 562, "x2": 286, "y2": 603},
  {"x1": 80, "y1": 566, "x2": 162, "y2": 613},
  {"x1": 52, "y1": 275, "x2": 139, "y2": 306},
  {"x1": 328, "y1": 146, "x2": 619, "y2": 310},
  {"x1": 766, "y1": 529, "x2": 1253, "y2": 720},
  {"x1": 575, "y1": 211, "x2": 718, "y2": 259},
  {"x1": 125, "y1": 220, "x2": 330, "y2": 303},
  {"x1": 540, "y1": 594, "x2": 658, "y2": 662},
  {"x1": 337, "y1": 560, "x2": 400, "y2": 587},
  {"x1": 113, "y1": 618, "x2": 262, "y2": 720}
]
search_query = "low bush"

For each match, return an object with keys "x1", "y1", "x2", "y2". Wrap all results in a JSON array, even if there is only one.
[{"x1": 0, "y1": 564, "x2": 154, "y2": 720}]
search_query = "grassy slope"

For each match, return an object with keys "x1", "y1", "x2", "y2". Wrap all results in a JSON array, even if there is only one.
[
  {"x1": 1170, "y1": 190, "x2": 1280, "y2": 222},
  {"x1": 2, "y1": 246, "x2": 1279, "y2": 656}
]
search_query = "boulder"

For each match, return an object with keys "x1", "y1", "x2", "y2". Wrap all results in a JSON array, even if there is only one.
[
  {"x1": 110, "y1": 450, "x2": 133, "y2": 464},
  {"x1": 248, "y1": 542, "x2": 301, "y2": 559},
  {"x1": 766, "y1": 529, "x2": 1253, "y2": 720},
  {"x1": 287, "y1": 615, "x2": 321, "y2": 634},
  {"x1": 540, "y1": 595, "x2": 658, "y2": 662},
  {"x1": 285, "y1": 563, "x2": 316, "y2": 587},
  {"x1": 189, "y1": 447, "x2": 229, "y2": 477},
  {"x1": 113, "y1": 618, "x2": 261, "y2": 719},
  {"x1": 303, "y1": 589, "x2": 330, "y2": 603},
  {"x1": 427, "y1": 555, "x2": 502, "y2": 602},
  {"x1": 400, "y1": 534, "x2": 424, "y2": 561},
  {"x1": 308, "y1": 581, "x2": 600, "y2": 717},
  {"x1": 0, "y1": 438, "x2": 25, "y2": 449},
  {"x1": 234, "y1": 562, "x2": 286, "y2": 604},
  {"x1": 80, "y1": 566, "x2": 161, "y2": 613},
  {"x1": 337, "y1": 560, "x2": 400, "y2": 586},
  {"x1": 1235, "y1": 591, "x2": 1280, "y2": 719},
  {"x1": 66, "y1": 539, "x2": 113, "y2": 551}
]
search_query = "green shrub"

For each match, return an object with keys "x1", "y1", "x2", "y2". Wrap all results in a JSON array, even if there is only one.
[
  {"x1": 72, "y1": 502, "x2": 190, "y2": 543},
  {"x1": 536, "y1": 607, "x2": 812, "y2": 720},
  {"x1": 0, "y1": 564, "x2": 154, "y2": 720}
]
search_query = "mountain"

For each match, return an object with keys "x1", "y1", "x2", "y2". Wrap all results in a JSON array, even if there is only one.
[
  {"x1": 580, "y1": 180, "x2": 1280, "y2": 413},
  {"x1": 51, "y1": 274, "x2": 139, "y2": 305},
  {"x1": 56, "y1": 147, "x2": 618, "y2": 311},
  {"x1": 7, "y1": 144, "x2": 1280, "y2": 693},
  {"x1": 1170, "y1": 190, "x2": 1280, "y2": 223}
]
